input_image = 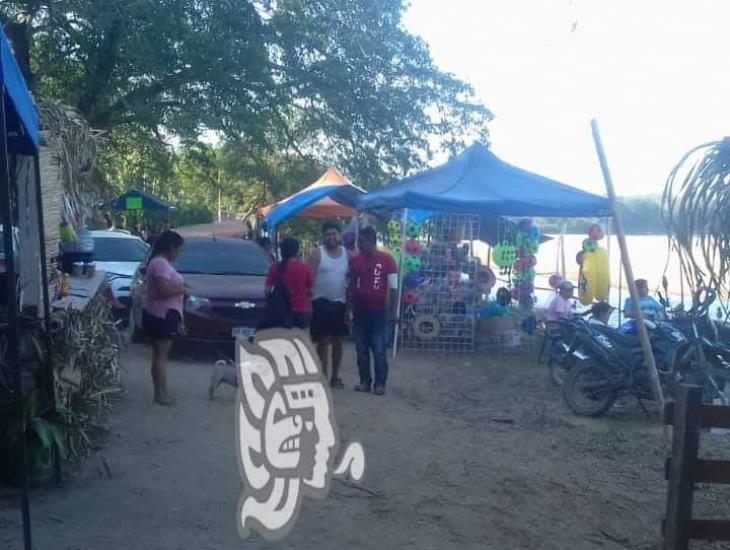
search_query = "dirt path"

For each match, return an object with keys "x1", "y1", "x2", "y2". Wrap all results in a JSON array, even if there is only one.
[{"x1": 2, "y1": 339, "x2": 729, "y2": 549}]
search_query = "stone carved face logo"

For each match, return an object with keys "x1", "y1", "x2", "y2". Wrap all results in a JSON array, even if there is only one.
[{"x1": 236, "y1": 329, "x2": 365, "y2": 541}]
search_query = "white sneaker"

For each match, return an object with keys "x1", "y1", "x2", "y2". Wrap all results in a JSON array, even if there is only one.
[{"x1": 209, "y1": 361, "x2": 227, "y2": 400}]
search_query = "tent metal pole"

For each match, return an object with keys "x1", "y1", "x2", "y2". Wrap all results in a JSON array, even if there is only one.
[
  {"x1": 33, "y1": 152, "x2": 61, "y2": 483},
  {"x1": 591, "y1": 119, "x2": 665, "y2": 421},
  {"x1": 0, "y1": 89, "x2": 33, "y2": 550},
  {"x1": 392, "y1": 209, "x2": 408, "y2": 358}
]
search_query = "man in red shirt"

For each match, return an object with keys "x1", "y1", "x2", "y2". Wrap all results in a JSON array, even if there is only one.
[{"x1": 347, "y1": 227, "x2": 398, "y2": 395}]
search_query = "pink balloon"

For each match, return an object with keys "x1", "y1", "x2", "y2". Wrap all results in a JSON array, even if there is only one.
[
  {"x1": 402, "y1": 290, "x2": 420, "y2": 305},
  {"x1": 548, "y1": 274, "x2": 564, "y2": 289},
  {"x1": 404, "y1": 239, "x2": 421, "y2": 255}
]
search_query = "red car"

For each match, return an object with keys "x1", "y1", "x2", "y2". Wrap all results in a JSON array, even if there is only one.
[{"x1": 131, "y1": 237, "x2": 272, "y2": 344}]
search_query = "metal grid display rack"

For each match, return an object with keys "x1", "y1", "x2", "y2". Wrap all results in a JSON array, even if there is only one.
[{"x1": 397, "y1": 212, "x2": 480, "y2": 353}]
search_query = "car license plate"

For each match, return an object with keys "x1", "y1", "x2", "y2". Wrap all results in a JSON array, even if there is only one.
[{"x1": 232, "y1": 326, "x2": 255, "y2": 339}]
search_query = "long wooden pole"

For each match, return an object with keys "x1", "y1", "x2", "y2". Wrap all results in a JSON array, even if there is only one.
[{"x1": 590, "y1": 119, "x2": 665, "y2": 416}]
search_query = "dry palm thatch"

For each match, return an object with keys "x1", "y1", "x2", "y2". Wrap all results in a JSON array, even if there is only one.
[
  {"x1": 51, "y1": 293, "x2": 123, "y2": 461},
  {"x1": 38, "y1": 101, "x2": 105, "y2": 221},
  {"x1": 662, "y1": 138, "x2": 730, "y2": 300}
]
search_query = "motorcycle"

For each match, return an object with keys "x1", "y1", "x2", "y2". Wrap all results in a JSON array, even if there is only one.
[
  {"x1": 561, "y1": 319, "x2": 695, "y2": 417},
  {"x1": 541, "y1": 317, "x2": 589, "y2": 387}
]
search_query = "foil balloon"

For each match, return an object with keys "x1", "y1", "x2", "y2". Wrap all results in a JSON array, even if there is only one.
[
  {"x1": 402, "y1": 290, "x2": 420, "y2": 305},
  {"x1": 404, "y1": 239, "x2": 421, "y2": 255},
  {"x1": 588, "y1": 224, "x2": 605, "y2": 241},
  {"x1": 404, "y1": 271, "x2": 423, "y2": 289},
  {"x1": 582, "y1": 238, "x2": 598, "y2": 253},
  {"x1": 404, "y1": 255, "x2": 421, "y2": 273},
  {"x1": 548, "y1": 274, "x2": 564, "y2": 289},
  {"x1": 388, "y1": 219, "x2": 402, "y2": 236},
  {"x1": 405, "y1": 222, "x2": 421, "y2": 239}
]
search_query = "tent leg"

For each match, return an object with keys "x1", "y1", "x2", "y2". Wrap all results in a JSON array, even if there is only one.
[
  {"x1": 591, "y1": 119, "x2": 664, "y2": 423},
  {"x1": 0, "y1": 91, "x2": 33, "y2": 550},
  {"x1": 392, "y1": 209, "x2": 408, "y2": 358}
]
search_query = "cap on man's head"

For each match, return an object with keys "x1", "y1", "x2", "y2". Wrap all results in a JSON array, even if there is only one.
[{"x1": 635, "y1": 278, "x2": 648, "y2": 286}]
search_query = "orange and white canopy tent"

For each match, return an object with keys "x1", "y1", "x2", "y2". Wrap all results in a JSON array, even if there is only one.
[{"x1": 260, "y1": 167, "x2": 365, "y2": 227}]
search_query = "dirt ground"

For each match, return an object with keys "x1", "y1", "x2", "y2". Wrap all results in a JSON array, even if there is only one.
[{"x1": 3, "y1": 336, "x2": 730, "y2": 550}]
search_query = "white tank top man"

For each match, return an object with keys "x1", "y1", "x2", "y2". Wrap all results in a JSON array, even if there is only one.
[{"x1": 308, "y1": 220, "x2": 352, "y2": 388}]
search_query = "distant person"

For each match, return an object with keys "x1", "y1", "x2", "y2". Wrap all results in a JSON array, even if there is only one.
[
  {"x1": 263, "y1": 237, "x2": 313, "y2": 329},
  {"x1": 348, "y1": 227, "x2": 398, "y2": 396},
  {"x1": 547, "y1": 281, "x2": 575, "y2": 321},
  {"x1": 308, "y1": 221, "x2": 351, "y2": 389},
  {"x1": 586, "y1": 301, "x2": 614, "y2": 326},
  {"x1": 143, "y1": 231, "x2": 186, "y2": 406},
  {"x1": 624, "y1": 279, "x2": 664, "y2": 321}
]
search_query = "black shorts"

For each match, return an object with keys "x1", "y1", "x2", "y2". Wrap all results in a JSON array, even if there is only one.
[
  {"x1": 143, "y1": 309, "x2": 182, "y2": 341},
  {"x1": 310, "y1": 299, "x2": 348, "y2": 341}
]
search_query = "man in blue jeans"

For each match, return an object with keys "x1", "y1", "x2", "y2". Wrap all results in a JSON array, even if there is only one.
[{"x1": 347, "y1": 227, "x2": 398, "y2": 396}]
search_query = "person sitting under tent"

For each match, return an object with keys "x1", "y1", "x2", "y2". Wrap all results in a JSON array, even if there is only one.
[
  {"x1": 547, "y1": 281, "x2": 575, "y2": 321},
  {"x1": 624, "y1": 279, "x2": 664, "y2": 322}
]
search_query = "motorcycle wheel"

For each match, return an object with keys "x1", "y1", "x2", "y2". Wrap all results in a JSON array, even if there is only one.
[
  {"x1": 562, "y1": 362, "x2": 619, "y2": 417},
  {"x1": 548, "y1": 357, "x2": 571, "y2": 387}
]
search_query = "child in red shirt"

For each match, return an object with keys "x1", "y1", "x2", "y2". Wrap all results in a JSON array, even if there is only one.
[
  {"x1": 265, "y1": 237, "x2": 313, "y2": 328},
  {"x1": 348, "y1": 227, "x2": 398, "y2": 395}
]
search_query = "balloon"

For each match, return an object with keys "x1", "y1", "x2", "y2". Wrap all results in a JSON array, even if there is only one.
[
  {"x1": 525, "y1": 255, "x2": 537, "y2": 268},
  {"x1": 548, "y1": 274, "x2": 564, "y2": 289},
  {"x1": 404, "y1": 239, "x2": 421, "y2": 255},
  {"x1": 523, "y1": 238, "x2": 539, "y2": 254},
  {"x1": 404, "y1": 255, "x2": 421, "y2": 273},
  {"x1": 528, "y1": 225, "x2": 541, "y2": 242},
  {"x1": 576, "y1": 251, "x2": 585, "y2": 265},
  {"x1": 513, "y1": 257, "x2": 527, "y2": 272},
  {"x1": 522, "y1": 266, "x2": 536, "y2": 281},
  {"x1": 513, "y1": 271, "x2": 525, "y2": 284},
  {"x1": 515, "y1": 231, "x2": 529, "y2": 250},
  {"x1": 510, "y1": 287, "x2": 521, "y2": 300},
  {"x1": 404, "y1": 272, "x2": 423, "y2": 289},
  {"x1": 582, "y1": 238, "x2": 598, "y2": 253},
  {"x1": 388, "y1": 219, "x2": 402, "y2": 236},
  {"x1": 402, "y1": 290, "x2": 420, "y2": 305},
  {"x1": 390, "y1": 233, "x2": 402, "y2": 246},
  {"x1": 406, "y1": 222, "x2": 421, "y2": 239},
  {"x1": 389, "y1": 247, "x2": 402, "y2": 267},
  {"x1": 588, "y1": 223, "x2": 605, "y2": 240},
  {"x1": 493, "y1": 242, "x2": 518, "y2": 268}
]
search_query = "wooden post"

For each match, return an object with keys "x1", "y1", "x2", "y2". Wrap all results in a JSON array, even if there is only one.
[
  {"x1": 590, "y1": 119, "x2": 665, "y2": 416},
  {"x1": 664, "y1": 385, "x2": 702, "y2": 550}
]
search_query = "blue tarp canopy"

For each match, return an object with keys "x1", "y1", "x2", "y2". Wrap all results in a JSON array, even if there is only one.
[
  {"x1": 358, "y1": 143, "x2": 610, "y2": 218},
  {"x1": 0, "y1": 26, "x2": 39, "y2": 153},
  {"x1": 105, "y1": 189, "x2": 175, "y2": 212}
]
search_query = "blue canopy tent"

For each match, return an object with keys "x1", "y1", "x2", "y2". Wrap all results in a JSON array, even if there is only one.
[
  {"x1": 358, "y1": 142, "x2": 610, "y2": 218},
  {"x1": 2, "y1": 25, "x2": 54, "y2": 550},
  {"x1": 106, "y1": 188, "x2": 175, "y2": 212}
]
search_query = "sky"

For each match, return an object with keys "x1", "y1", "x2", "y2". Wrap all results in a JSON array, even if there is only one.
[{"x1": 404, "y1": 0, "x2": 730, "y2": 197}]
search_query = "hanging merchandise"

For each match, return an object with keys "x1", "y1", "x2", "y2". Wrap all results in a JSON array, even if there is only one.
[
  {"x1": 404, "y1": 255, "x2": 421, "y2": 273},
  {"x1": 406, "y1": 222, "x2": 421, "y2": 239},
  {"x1": 388, "y1": 219, "x2": 402, "y2": 237},
  {"x1": 403, "y1": 271, "x2": 424, "y2": 289},
  {"x1": 404, "y1": 239, "x2": 421, "y2": 255},
  {"x1": 391, "y1": 232, "x2": 402, "y2": 246},
  {"x1": 389, "y1": 247, "x2": 402, "y2": 267},
  {"x1": 492, "y1": 241, "x2": 518, "y2": 273},
  {"x1": 578, "y1": 226, "x2": 610, "y2": 305},
  {"x1": 402, "y1": 290, "x2": 420, "y2": 305},
  {"x1": 413, "y1": 314, "x2": 440, "y2": 341},
  {"x1": 548, "y1": 273, "x2": 564, "y2": 289}
]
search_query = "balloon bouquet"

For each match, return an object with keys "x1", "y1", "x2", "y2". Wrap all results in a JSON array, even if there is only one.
[{"x1": 492, "y1": 219, "x2": 541, "y2": 303}]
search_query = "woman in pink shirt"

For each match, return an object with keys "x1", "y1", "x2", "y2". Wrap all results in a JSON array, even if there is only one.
[
  {"x1": 143, "y1": 231, "x2": 185, "y2": 405},
  {"x1": 547, "y1": 280, "x2": 575, "y2": 322}
]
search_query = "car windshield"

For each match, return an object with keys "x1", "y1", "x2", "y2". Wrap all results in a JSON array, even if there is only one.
[
  {"x1": 174, "y1": 240, "x2": 271, "y2": 276},
  {"x1": 93, "y1": 237, "x2": 149, "y2": 262}
]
